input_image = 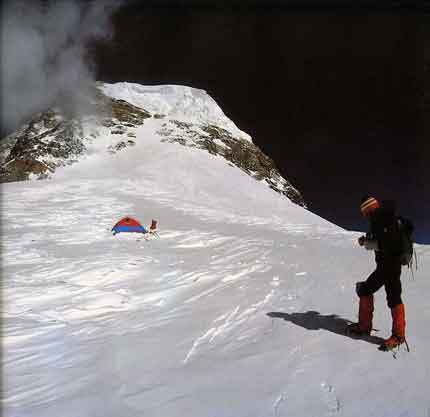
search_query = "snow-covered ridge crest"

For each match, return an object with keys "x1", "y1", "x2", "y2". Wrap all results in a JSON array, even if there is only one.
[{"x1": 100, "y1": 82, "x2": 251, "y2": 142}]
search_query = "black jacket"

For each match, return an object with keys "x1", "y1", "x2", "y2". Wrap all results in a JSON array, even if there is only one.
[{"x1": 364, "y1": 204, "x2": 402, "y2": 264}]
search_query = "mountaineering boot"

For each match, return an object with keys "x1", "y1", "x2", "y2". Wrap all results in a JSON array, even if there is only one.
[
  {"x1": 379, "y1": 304, "x2": 406, "y2": 351},
  {"x1": 347, "y1": 295, "x2": 374, "y2": 335}
]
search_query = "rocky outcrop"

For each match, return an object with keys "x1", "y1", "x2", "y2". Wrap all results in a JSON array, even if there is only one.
[
  {"x1": 0, "y1": 111, "x2": 85, "y2": 182},
  {"x1": 0, "y1": 90, "x2": 151, "y2": 183}
]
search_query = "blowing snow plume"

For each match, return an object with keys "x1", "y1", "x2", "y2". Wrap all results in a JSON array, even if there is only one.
[{"x1": 1, "y1": 0, "x2": 121, "y2": 134}]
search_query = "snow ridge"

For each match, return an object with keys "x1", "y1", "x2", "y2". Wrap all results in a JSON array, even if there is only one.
[{"x1": 1, "y1": 81, "x2": 306, "y2": 207}]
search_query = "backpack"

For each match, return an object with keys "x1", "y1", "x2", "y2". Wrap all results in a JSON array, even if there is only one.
[{"x1": 396, "y1": 216, "x2": 414, "y2": 267}]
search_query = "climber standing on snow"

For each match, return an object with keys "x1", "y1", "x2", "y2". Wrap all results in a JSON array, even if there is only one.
[{"x1": 348, "y1": 195, "x2": 408, "y2": 351}]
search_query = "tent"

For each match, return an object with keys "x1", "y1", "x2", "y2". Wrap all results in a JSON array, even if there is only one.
[{"x1": 112, "y1": 217, "x2": 147, "y2": 235}]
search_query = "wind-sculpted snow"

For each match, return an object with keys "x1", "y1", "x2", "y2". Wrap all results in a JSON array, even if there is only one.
[
  {"x1": 2, "y1": 82, "x2": 430, "y2": 417},
  {"x1": 2, "y1": 168, "x2": 430, "y2": 417},
  {"x1": 100, "y1": 82, "x2": 251, "y2": 142}
]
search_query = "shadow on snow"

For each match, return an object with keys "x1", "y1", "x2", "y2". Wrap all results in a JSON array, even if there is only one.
[{"x1": 267, "y1": 311, "x2": 385, "y2": 346}]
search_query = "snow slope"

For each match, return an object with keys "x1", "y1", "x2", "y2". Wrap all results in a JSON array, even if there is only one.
[{"x1": 2, "y1": 84, "x2": 430, "y2": 417}]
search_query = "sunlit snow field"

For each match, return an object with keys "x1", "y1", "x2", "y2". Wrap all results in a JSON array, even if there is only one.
[{"x1": 2, "y1": 84, "x2": 430, "y2": 417}]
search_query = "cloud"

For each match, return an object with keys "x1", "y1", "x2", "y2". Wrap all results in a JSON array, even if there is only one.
[{"x1": 1, "y1": 0, "x2": 121, "y2": 133}]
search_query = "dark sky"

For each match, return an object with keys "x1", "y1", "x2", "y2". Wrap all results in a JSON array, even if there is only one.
[{"x1": 92, "y1": 1, "x2": 429, "y2": 243}]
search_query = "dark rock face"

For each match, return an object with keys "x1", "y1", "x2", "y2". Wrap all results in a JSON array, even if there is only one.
[
  {"x1": 0, "y1": 111, "x2": 85, "y2": 182},
  {"x1": 0, "y1": 90, "x2": 151, "y2": 183},
  {"x1": 0, "y1": 85, "x2": 306, "y2": 207}
]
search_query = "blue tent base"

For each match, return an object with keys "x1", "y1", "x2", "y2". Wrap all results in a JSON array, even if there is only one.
[{"x1": 112, "y1": 225, "x2": 147, "y2": 235}]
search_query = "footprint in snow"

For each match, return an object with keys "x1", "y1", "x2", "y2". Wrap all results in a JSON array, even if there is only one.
[{"x1": 320, "y1": 382, "x2": 341, "y2": 414}]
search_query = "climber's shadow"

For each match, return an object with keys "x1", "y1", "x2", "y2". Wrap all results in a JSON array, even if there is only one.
[{"x1": 267, "y1": 311, "x2": 385, "y2": 346}]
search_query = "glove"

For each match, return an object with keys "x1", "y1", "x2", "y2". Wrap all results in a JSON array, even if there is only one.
[{"x1": 364, "y1": 239, "x2": 378, "y2": 251}]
